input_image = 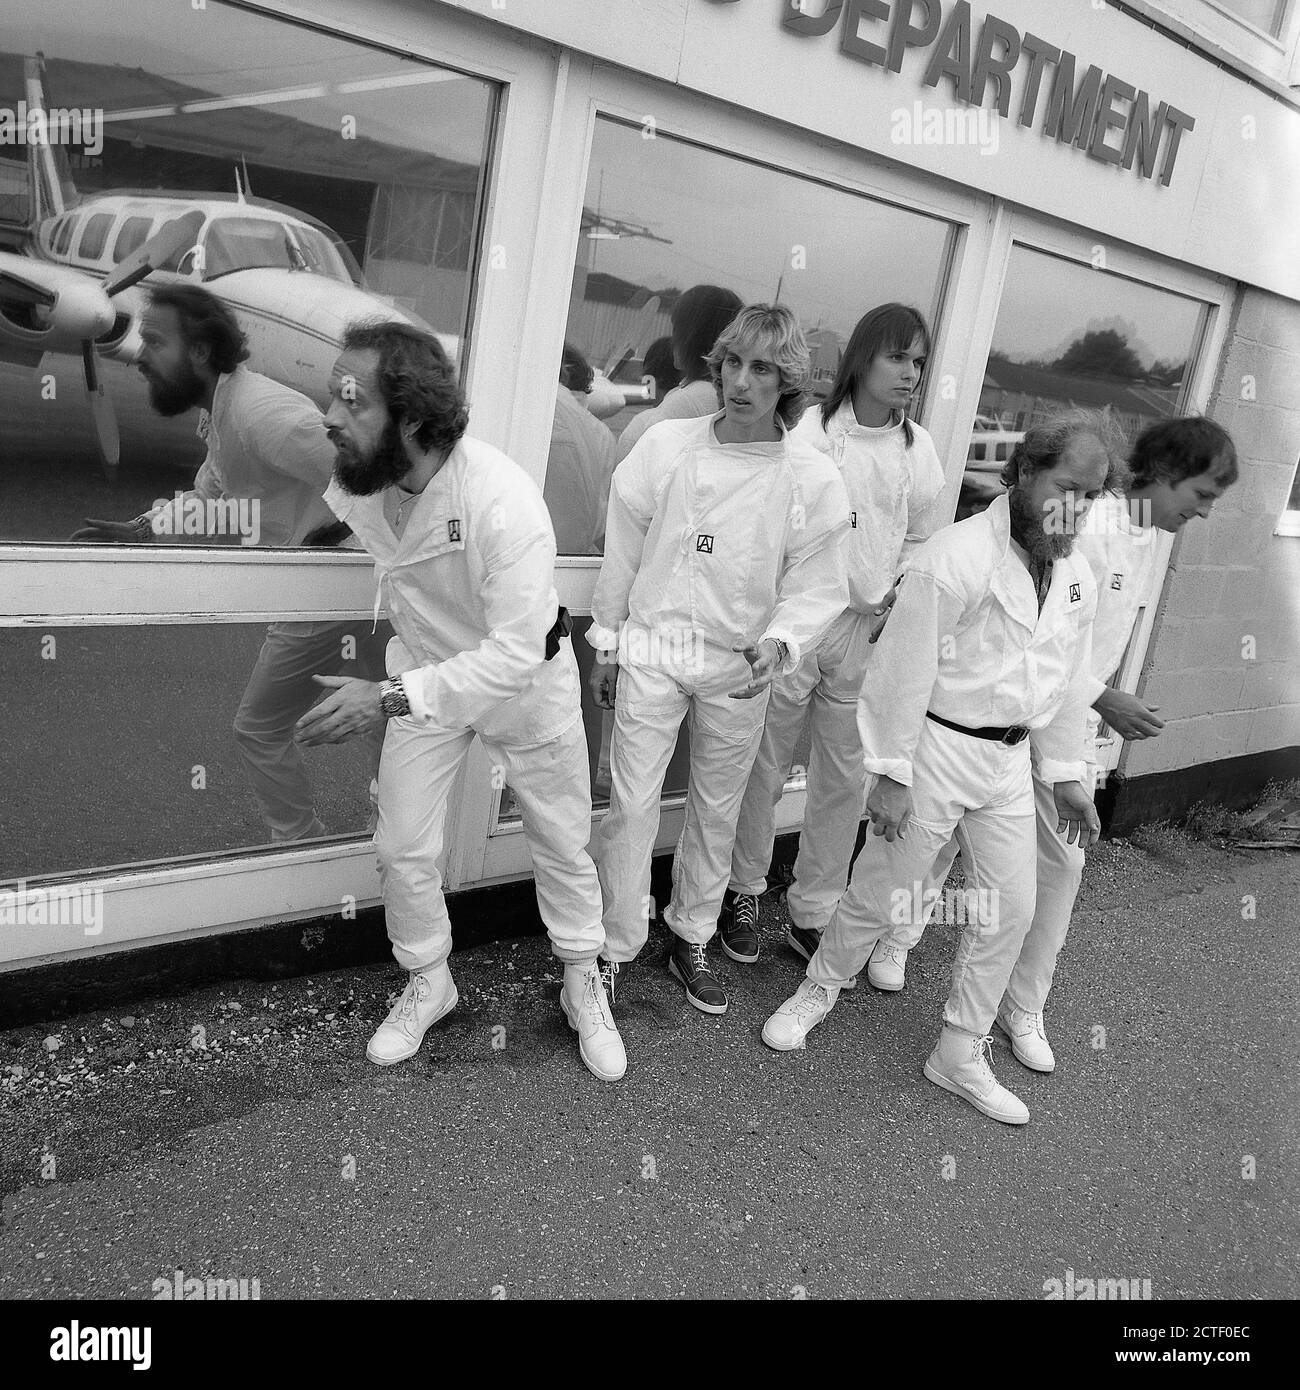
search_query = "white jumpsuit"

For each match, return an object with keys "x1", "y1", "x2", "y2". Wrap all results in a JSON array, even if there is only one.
[
  {"x1": 589, "y1": 412, "x2": 851, "y2": 963},
  {"x1": 806, "y1": 492, "x2": 1097, "y2": 1040},
  {"x1": 729, "y1": 403, "x2": 947, "y2": 928},
  {"x1": 879, "y1": 493, "x2": 1163, "y2": 1013},
  {"x1": 323, "y1": 439, "x2": 605, "y2": 974}
]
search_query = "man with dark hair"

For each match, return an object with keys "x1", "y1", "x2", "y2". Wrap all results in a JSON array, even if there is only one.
[
  {"x1": 763, "y1": 409, "x2": 1122, "y2": 1126},
  {"x1": 298, "y1": 320, "x2": 626, "y2": 1082},
  {"x1": 868, "y1": 414, "x2": 1238, "y2": 1073},
  {"x1": 71, "y1": 284, "x2": 384, "y2": 844}
]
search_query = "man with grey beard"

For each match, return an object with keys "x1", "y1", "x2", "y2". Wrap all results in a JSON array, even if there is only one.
[{"x1": 763, "y1": 410, "x2": 1124, "y2": 1126}]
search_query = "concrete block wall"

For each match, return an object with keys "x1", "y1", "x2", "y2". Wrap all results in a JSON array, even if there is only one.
[{"x1": 1124, "y1": 286, "x2": 1300, "y2": 784}]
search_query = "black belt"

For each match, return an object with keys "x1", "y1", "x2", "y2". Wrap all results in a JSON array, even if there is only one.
[
  {"x1": 926, "y1": 710, "x2": 1029, "y2": 746},
  {"x1": 544, "y1": 606, "x2": 572, "y2": 660}
]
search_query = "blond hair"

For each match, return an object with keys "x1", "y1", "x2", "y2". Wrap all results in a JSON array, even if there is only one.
[{"x1": 706, "y1": 303, "x2": 811, "y2": 428}]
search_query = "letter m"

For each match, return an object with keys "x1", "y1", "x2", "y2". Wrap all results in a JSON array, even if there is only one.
[
  {"x1": 1045, "y1": 55, "x2": 1103, "y2": 149},
  {"x1": 1096, "y1": 1277, "x2": 1128, "y2": 1300},
  {"x1": 101, "y1": 1328, "x2": 130, "y2": 1358},
  {"x1": 209, "y1": 1277, "x2": 240, "y2": 1300}
]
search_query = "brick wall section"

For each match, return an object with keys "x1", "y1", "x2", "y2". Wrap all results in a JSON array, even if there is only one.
[{"x1": 1123, "y1": 287, "x2": 1300, "y2": 781}]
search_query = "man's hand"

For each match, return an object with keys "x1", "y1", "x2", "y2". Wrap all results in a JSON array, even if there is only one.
[
  {"x1": 294, "y1": 676, "x2": 385, "y2": 746},
  {"x1": 865, "y1": 774, "x2": 912, "y2": 842},
  {"x1": 590, "y1": 658, "x2": 619, "y2": 710},
  {"x1": 1093, "y1": 686, "x2": 1164, "y2": 740},
  {"x1": 868, "y1": 586, "x2": 897, "y2": 643},
  {"x1": 729, "y1": 639, "x2": 781, "y2": 699},
  {"x1": 1053, "y1": 780, "x2": 1101, "y2": 848},
  {"x1": 70, "y1": 518, "x2": 150, "y2": 543}
]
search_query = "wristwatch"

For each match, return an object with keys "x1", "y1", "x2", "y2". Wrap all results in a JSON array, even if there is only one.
[
  {"x1": 770, "y1": 638, "x2": 789, "y2": 667},
  {"x1": 379, "y1": 677, "x2": 411, "y2": 719}
]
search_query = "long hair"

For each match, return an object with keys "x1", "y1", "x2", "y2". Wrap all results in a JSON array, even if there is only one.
[
  {"x1": 342, "y1": 319, "x2": 468, "y2": 453},
  {"x1": 705, "y1": 303, "x2": 811, "y2": 430},
  {"x1": 820, "y1": 302, "x2": 931, "y2": 447},
  {"x1": 146, "y1": 282, "x2": 249, "y2": 375},
  {"x1": 1130, "y1": 416, "x2": 1238, "y2": 489},
  {"x1": 1001, "y1": 407, "x2": 1130, "y2": 493},
  {"x1": 671, "y1": 284, "x2": 743, "y2": 384}
]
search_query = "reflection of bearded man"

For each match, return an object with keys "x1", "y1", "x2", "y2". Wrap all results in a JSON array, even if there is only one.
[
  {"x1": 1007, "y1": 481, "x2": 1077, "y2": 564},
  {"x1": 329, "y1": 416, "x2": 412, "y2": 496},
  {"x1": 141, "y1": 355, "x2": 209, "y2": 418}
]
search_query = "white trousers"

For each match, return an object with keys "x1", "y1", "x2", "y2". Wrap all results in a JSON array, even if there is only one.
[
  {"x1": 730, "y1": 609, "x2": 874, "y2": 929},
  {"x1": 376, "y1": 712, "x2": 604, "y2": 973},
  {"x1": 596, "y1": 646, "x2": 769, "y2": 962},
  {"x1": 880, "y1": 772, "x2": 1086, "y2": 1014},
  {"x1": 807, "y1": 719, "x2": 1037, "y2": 1038}
]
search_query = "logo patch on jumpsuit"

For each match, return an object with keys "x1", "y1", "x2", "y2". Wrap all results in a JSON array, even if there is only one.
[
  {"x1": 1069, "y1": 582, "x2": 1082, "y2": 603},
  {"x1": 850, "y1": 511, "x2": 858, "y2": 528},
  {"x1": 448, "y1": 519, "x2": 462, "y2": 542},
  {"x1": 696, "y1": 534, "x2": 714, "y2": 553},
  {"x1": 1111, "y1": 572, "x2": 1123, "y2": 590}
]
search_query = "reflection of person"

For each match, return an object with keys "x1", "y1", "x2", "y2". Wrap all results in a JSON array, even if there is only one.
[
  {"x1": 589, "y1": 304, "x2": 850, "y2": 1016},
  {"x1": 70, "y1": 283, "x2": 384, "y2": 842},
  {"x1": 870, "y1": 415, "x2": 1238, "y2": 1074},
  {"x1": 299, "y1": 320, "x2": 625, "y2": 1081},
  {"x1": 641, "y1": 337, "x2": 681, "y2": 405},
  {"x1": 727, "y1": 304, "x2": 947, "y2": 966},
  {"x1": 614, "y1": 284, "x2": 742, "y2": 463},
  {"x1": 542, "y1": 342, "x2": 617, "y2": 555},
  {"x1": 764, "y1": 410, "x2": 1123, "y2": 1127}
]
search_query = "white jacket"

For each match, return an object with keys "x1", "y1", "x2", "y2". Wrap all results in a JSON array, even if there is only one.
[
  {"x1": 589, "y1": 412, "x2": 851, "y2": 672},
  {"x1": 793, "y1": 402, "x2": 948, "y2": 612},
  {"x1": 323, "y1": 437, "x2": 580, "y2": 750},
  {"x1": 860, "y1": 492, "x2": 1098, "y2": 788}
]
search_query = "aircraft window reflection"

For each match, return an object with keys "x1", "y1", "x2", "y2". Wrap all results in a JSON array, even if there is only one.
[
  {"x1": 77, "y1": 212, "x2": 112, "y2": 260},
  {"x1": 113, "y1": 216, "x2": 153, "y2": 263}
]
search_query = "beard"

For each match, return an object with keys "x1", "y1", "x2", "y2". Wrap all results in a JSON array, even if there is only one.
[
  {"x1": 330, "y1": 417, "x2": 413, "y2": 496},
  {"x1": 1008, "y1": 484, "x2": 1075, "y2": 564},
  {"x1": 142, "y1": 359, "x2": 208, "y2": 417}
]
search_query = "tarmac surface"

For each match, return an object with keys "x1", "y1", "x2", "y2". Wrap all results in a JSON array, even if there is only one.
[{"x1": 0, "y1": 826, "x2": 1296, "y2": 1301}]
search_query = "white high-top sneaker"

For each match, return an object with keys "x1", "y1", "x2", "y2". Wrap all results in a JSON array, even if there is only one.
[
  {"x1": 923, "y1": 1026, "x2": 1030, "y2": 1125},
  {"x1": 996, "y1": 1002, "x2": 1056, "y2": 1073},
  {"x1": 366, "y1": 964, "x2": 458, "y2": 1065},
  {"x1": 561, "y1": 963, "x2": 627, "y2": 1082},
  {"x1": 867, "y1": 941, "x2": 908, "y2": 992},
  {"x1": 761, "y1": 979, "x2": 840, "y2": 1051}
]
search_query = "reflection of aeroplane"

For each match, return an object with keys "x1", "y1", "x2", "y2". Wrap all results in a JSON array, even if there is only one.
[{"x1": 0, "y1": 57, "x2": 446, "y2": 475}]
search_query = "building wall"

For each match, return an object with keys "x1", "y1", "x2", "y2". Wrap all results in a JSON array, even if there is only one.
[{"x1": 1124, "y1": 286, "x2": 1300, "y2": 787}]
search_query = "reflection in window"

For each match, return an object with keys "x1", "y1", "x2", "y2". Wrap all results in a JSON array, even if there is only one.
[
  {"x1": 543, "y1": 116, "x2": 954, "y2": 555},
  {"x1": 959, "y1": 244, "x2": 1207, "y2": 520},
  {"x1": 0, "y1": 620, "x2": 394, "y2": 882},
  {"x1": 1209, "y1": 0, "x2": 1287, "y2": 36},
  {"x1": 0, "y1": 11, "x2": 497, "y2": 543}
]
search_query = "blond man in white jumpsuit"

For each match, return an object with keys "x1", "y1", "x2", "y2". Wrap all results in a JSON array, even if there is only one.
[
  {"x1": 589, "y1": 304, "x2": 850, "y2": 1016},
  {"x1": 763, "y1": 413, "x2": 1120, "y2": 1124},
  {"x1": 727, "y1": 304, "x2": 946, "y2": 965},
  {"x1": 871, "y1": 415, "x2": 1239, "y2": 1072},
  {"x1": 298, "y1": 321, "x2": 625, "y2": 1082}
]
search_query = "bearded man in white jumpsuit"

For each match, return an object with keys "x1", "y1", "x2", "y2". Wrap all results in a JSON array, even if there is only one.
[
  {"x1": 868, "y1": 415, "x2": 1239, "y2": 1072},
  {"x1": 763, "y1": 410, "x2": 1124, "y2": 1125},
  {"x1": 589, "y1": 304, "x2": 850, "y2": 1016},
  {"x1": 726, "y1": 304, "x2": 946, "y2": 966},
  {"x1": 297, "y1": 321, "x2": 625, "y2": 1082}
]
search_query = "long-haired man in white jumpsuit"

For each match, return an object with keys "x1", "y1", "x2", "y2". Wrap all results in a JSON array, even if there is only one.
[
  {"x1": 296, "y1": 321, "x2": 626, "y2": 1082},
  {"x1": 868, "y1": 414, "x2": 1239, "y2": 1071},
  {"x1": 588, "y1": 304, "x2": 850, "y2": 1016},
  {"x1": 725, "y1": 303, "x2": 946, "y2": 966},
  {"x1": 763, "y1": 410, "x2": 1125, "y2": 1124}
]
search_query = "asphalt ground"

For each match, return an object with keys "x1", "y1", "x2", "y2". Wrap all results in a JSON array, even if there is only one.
[{"x1": 0, "y1": 827, "x2": 1295, "y2": 1302}]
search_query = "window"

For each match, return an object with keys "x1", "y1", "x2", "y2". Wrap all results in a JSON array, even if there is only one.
[
  {"x1": 958, "y1": 244, "x2": 1209, "y2": 519},
  {"x1": 1207, "y1": 0, "x2": 1288, "y2": 37},
  {"x1": 1277, "y1": 456, "x2": 1300, "y2": 535},
  {"x1": 112, "y1": 215, "x2": 153, "y2": 263},
  {"x1": 76, "y1": 211, "x2": 112, "y2": 260}
]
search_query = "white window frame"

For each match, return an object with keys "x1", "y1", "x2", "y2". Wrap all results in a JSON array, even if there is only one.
[{"x1": 1275, "y1": 458, "x2": 1300, "y2": 535}]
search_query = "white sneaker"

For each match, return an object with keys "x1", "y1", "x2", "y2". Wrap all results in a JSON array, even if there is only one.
[
  {"x1": 996, "y1": 1003, "x2": 1056, "y2": 1073},
  {"x1": 867, "y1": 941, "x2": 908, "y2": 992},
  {"x1": 561, "y1": 964, "x2": 627, "y2": 1082},
  {"x1": 366, "y1": 965, "x2": 458, "y2": 1065},
  {"x1": 923, "y1": 1027, "x2": 1029, "y2": 1125},
  {"x1": 761, "y1": 979, "x2": 840, "y2": 1052}
]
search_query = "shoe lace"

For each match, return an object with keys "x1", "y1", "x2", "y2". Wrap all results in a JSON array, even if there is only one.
[
  {"x1": 789, "y1": 982, "x2": 830, "y2": 1017},
  {"x1": 734, "y1": 895, "x2": 758, "y2": 931},
  {"x1": 688, "y1": 942, "x2": 711, "y2": 974},
  {"x1": 973, "y1": 1034, "x2": 998, "y2": 1083},
  {"x1": 585, "y1": 968, "x2": 615, "y2": 1029},
  {"x1": 397, "y1": 972, "x2": 430, "y2": 1021}
]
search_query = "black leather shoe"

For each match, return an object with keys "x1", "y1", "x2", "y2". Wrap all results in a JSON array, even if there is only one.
[
  {"x1": 719, "y1": 889, "x2": 760, "y2": 963},
  {"x1": 786, "y1": 923, "x2": 822, "y2": 964},
  {"x1": 667, "y1": 938, "x2": 728, "y2": 1014}
]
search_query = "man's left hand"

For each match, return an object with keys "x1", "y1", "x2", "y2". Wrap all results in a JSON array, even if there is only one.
[
  {"x1": 1053, "y1": 780, "x2": 1101, "y2": 848},
  {"x1": 295, "y1": 676, "x2": 385, "y2": 746},
  {"x1": 729, "y1": 639, "x2": 781, "y2": 699}
]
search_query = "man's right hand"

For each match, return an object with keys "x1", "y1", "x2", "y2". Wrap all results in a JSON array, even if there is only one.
[
  {"x1": 70, "y1": 518, "x2": 150, "y2": 543},
  {"x1": 868, "y1": 586, "x2": 897, "y2": 643},
  {"x1": 865, "y1": 774, "x2": 912, "y2": 842},
  {"x1": 590, "y1": 657, "x2": 619, "y2": 710},
  {"x1": 1093, "y1": 686, "x2": 1164, "y2": 740}
]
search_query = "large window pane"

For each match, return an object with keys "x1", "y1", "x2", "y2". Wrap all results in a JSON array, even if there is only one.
[
  {"x1": 542, "y1": 116, "x2": 954, "y2": 556},
  {"x1": 959, "y1": 244, "x2": 1207, "y2": 519},
  {"x1": 0, "y1": 1, "x2": 496, "y2": 545},
  {"x1": 1208, "y1": 0, "x2": 1287, "y2": 36}
]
